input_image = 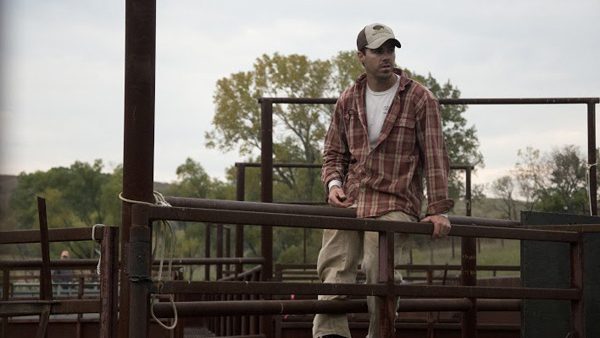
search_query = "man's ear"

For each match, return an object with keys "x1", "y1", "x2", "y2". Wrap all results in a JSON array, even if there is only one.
[{"x1": 357, "y1": 50, "x2": 365, "y2": 66}]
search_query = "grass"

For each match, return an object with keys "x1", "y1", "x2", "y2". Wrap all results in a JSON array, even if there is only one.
[{"x1": 402, "y1": 236, "x2": 520, "y2": 279}]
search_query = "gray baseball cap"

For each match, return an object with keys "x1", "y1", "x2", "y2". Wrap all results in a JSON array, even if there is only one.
[{"x1": 356, "y1": 23, "x2": 401, "y2": 50}]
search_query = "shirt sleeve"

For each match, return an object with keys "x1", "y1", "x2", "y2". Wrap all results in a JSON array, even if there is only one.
[
  {"x1": 415, "y1": 93, "x2": 454, "y2": 215},
  {"x1": 321, "y1": 96, "x2": 351, "y2": 193}
]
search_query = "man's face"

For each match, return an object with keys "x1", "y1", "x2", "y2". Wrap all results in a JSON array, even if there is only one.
[{"x1": 358, "y1": 40, "x2": 396, "y2": 81}]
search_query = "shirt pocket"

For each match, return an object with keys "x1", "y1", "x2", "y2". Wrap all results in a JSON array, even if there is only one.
[
  {"x1": 388, "y1": 116, "x2": 416, "y2": 154},
  {"x1": 343, "y1": 109, "x2": 364, "y2": 152}
]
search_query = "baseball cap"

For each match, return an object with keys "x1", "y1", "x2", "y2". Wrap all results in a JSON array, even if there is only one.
[{"x1": 356, "y1": 23, "x2": 401, "y2": 50}]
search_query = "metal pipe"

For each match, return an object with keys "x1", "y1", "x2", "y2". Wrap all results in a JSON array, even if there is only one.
[
  {"x1": 165, "y1": 197, "x2": 521, "y2": 227},
  {"x1": 378, "y1": 231, "x2": 395, "y2": 337},
  {"x1": 260, "y1": 99, "x2": 274, "y2": 282},
  {"x1": 121, "y1": 0, "x2": 156, "y2": 337},
  {"x1": 461, "y1": 236, "x2": 477, "y2": 338},
  {"x1": 570, "y1": 235, "x2": 585, "y2": 337},
  {"x1": 145, "y1": 205, "x2": 577, "y2": 242},
  {"x1": 36, "y1": 197, "x2": 52, "y2": 303},
  {"x1": 235, "y1": 163, "x2": 245, "y2": 275},
  {"x1": 128, "y1": 225, "x2": 152, "y2": 338},
  {"x1": 100, "y1": 226, "x2": 118, "y2": 338},
  {"x1": 205, "y1": 224, "x2": 211, "y2": 280},
  {"x1": 258, "y1": 97, "x2": 599, "y2": 105},
  {"x1": 0, "y1": 299, "x2": 101, "y2": 316},
  {"x1": 217, "y1": 224, "x2": 224, "y2": 280},
  {"x1": 0, "y1": 227, "x2": 105, "y2": 245},
  {"x1": 0, "y1": 257, "x2": 263, "y2": 269},
  {"x1": 259, "y1": 97, "x2": 274, "y2": 338},
  {"x1": 160, "y1": 280, "x2": 579, "y2": 300},
  {"x1": 151, "y1": 298, "x2": 520, "y2": 318},
  {"x1": 587, "y1": 103, "x2": 597, "y2": 215}
]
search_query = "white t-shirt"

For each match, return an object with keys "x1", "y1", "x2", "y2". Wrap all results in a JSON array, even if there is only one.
[{"x1": 366, "y1": 74, "x2": 400, "y2": 150}]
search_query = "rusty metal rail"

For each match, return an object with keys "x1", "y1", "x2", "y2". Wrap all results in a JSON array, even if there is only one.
[
  {"x1": 152, "y1": 298, "x2": 521, "y2": 317},
  {"x1": 126, "y1": 200, "x2": 585, "y2": 338}
]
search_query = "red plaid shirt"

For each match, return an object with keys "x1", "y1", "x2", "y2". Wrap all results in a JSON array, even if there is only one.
[{"x1": 322, "y1": 69, "x2": 454, "y2": 218}]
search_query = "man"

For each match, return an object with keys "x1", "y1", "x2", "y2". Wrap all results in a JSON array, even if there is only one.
[
  {"x1": 313, "y1": 23, "x2": 454, "y2": 338},
  {"x1": 53, "y1": 250, "x2": 74, "y2": 296}
]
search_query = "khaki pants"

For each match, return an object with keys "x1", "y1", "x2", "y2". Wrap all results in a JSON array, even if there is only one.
[{"x1": 312, "y1": 211, "x2": 416, "y2": 338}]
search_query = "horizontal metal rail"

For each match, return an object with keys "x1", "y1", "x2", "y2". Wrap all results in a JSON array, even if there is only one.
[
  {"x1": 0, "y1": 227, "x2": 105, "y2": 245},
  {"x1": 159, "y1": 281, "x2": 578, "y2": 300},
  {"x1": 152, "y1": 298, "x2": 520, "y2": 318},
  {"x1": 275, "y1": 263, "x2": 520, "y2": 272},
  {"x1": 257, "y1": 97, "x2": 600, "y2": 105},
  {"x1": 0, "y1": 299, "x2": 100, "y2": 316},
  {"x1": 138, "y1": 204, "x2": 575, "y2": 242},
  {"x1": 166, "y1": 197, "x2": 521, "y2": 227},
  {"x1": 0, "y1": 257, "x2": 263, "y2": 269},
  {"x1": 235, "y1": 161, "x2": 475, "y2": 170}
]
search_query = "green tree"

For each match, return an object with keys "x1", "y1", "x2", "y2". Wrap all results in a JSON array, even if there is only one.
[
  {"x1": 9, "y1": 160, "x2": 120, "y2": 258},
  {"x1": 513, "y1": 145, "x2": 589, "y2": 214},
  {"x1": 166, "y1": 157, "x2": 234, "y2": 200},
  {"x1": 11, "y1": 160, "x2": 111, "y2": 230}
]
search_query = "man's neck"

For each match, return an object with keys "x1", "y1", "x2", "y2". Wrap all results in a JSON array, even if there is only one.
[{"x1": 367, "y1": 73, "x2": 397, "y2": 92}]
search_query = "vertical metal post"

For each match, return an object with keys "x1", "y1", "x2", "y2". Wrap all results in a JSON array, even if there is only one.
[
  {"x1": 205, "y1": 224, "x2": 211, "y2": 280},
  {"x1": 461, "y1": 165, "x2": 477, "y2": 337},
  {"x1": 461, "y1": 236, "x2": 477, "y2": 338},
  {"x1": 100, "y1": 226, "x2": 119, "y2": 338},
  {"x1": 260, "y1": 99, "x2": 274, "y2": 338},
  {"x1": 570, "y1": 234, "x2": 585, "y2": 337},
  {"x1": 217, "y1": 224, "x2": 224, "y2": 280},
  {"x1": 587, "y1": 102, "x2": 597, "y2": 215},
  {"x1": 378, "y1": 231, "x2": 395, "y2": 337},
  {"x1": 37, "y1": 197, "x2": 52, "y2": 302},
  {"x1": 466, "y1": 166, "x2": 472, "y2": 217},
  {"x1": 120, "y1": 0, "x2": 156, "y2": 337},
  {"x1": 76, "y1": 277, "x2": 84, "y2": 338},
  {"x1": 225, "y1": 227, "x2": 232, "y2": 276},
  {"x1": 37, "y1": 197, "x2": 51, "y2": 338},
  {"x1": 1, "y1": 268, "x2": 8, "y2": 338},
  {"x1": 128, "y1": 221, "x2": 152, "y2": 338},
  {"x1": 235, "y1": 163, "x2": 245, "y2": 274},
  {"x1": 260, "y1": 99, "x2": 274, "y2": 279}
]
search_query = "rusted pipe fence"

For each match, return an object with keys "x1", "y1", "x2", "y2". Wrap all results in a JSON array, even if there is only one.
[
  {"x1": 257, "y1": 96, "x2": 598, "y2": 336},
  {"x1": 0, "y1": 226, "x2": 119, "y2": 338},
  {"x1": 127, "y1": 199, "x2": 585, "y2": 338}
]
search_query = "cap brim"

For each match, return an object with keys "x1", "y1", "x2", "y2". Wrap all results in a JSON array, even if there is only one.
[{"x1": 365, "y1": 37, "x2": 401, "y2": 49}]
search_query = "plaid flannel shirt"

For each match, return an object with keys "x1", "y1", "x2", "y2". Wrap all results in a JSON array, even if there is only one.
[{"x1": 322, "y1": 69, "x2": 454, "y2": 218}]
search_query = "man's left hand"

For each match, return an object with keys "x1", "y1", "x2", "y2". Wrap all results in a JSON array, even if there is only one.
[{"x1": 421, "y1": 214, "x2": 451, "y2": 239}]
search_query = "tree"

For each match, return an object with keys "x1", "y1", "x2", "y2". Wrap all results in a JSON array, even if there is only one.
[
  {"x1": 490, "y1": 175, "x2": 518, "y2": 220},
  {"x1": 166, "y1": 158, "x2": 234, "y2": 200},
  {"x1": 512, "y1": 145, "x2": 589, "y2": 214},
  {"x1": 9, "y1": 160, "x2": 120, "y2": 258}
]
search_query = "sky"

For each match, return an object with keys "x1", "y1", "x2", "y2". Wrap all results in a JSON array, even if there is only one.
[{"x1": 1, "y1": 0, "x2": 599, "y2": 192}]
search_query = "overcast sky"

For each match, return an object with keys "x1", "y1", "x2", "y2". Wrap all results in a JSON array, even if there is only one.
[{"x1": 1, "y1": 0, "x2": 599, "y2": 190}]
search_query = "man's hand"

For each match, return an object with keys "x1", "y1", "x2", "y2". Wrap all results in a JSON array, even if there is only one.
[
  {"x1": 328, "y1": 186, "x2": 353, "y2": 208},
  {"x1": 421, "y1": 214, "x2": 451, "y2": 239}
]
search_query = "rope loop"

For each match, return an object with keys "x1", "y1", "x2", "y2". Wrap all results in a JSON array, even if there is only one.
[
  {"x1": 118, "y1": 191, "x2": 178, "y2": 330},
  {"x1": 91, "y1": 224, "x2": 106, "y2": 275}
]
